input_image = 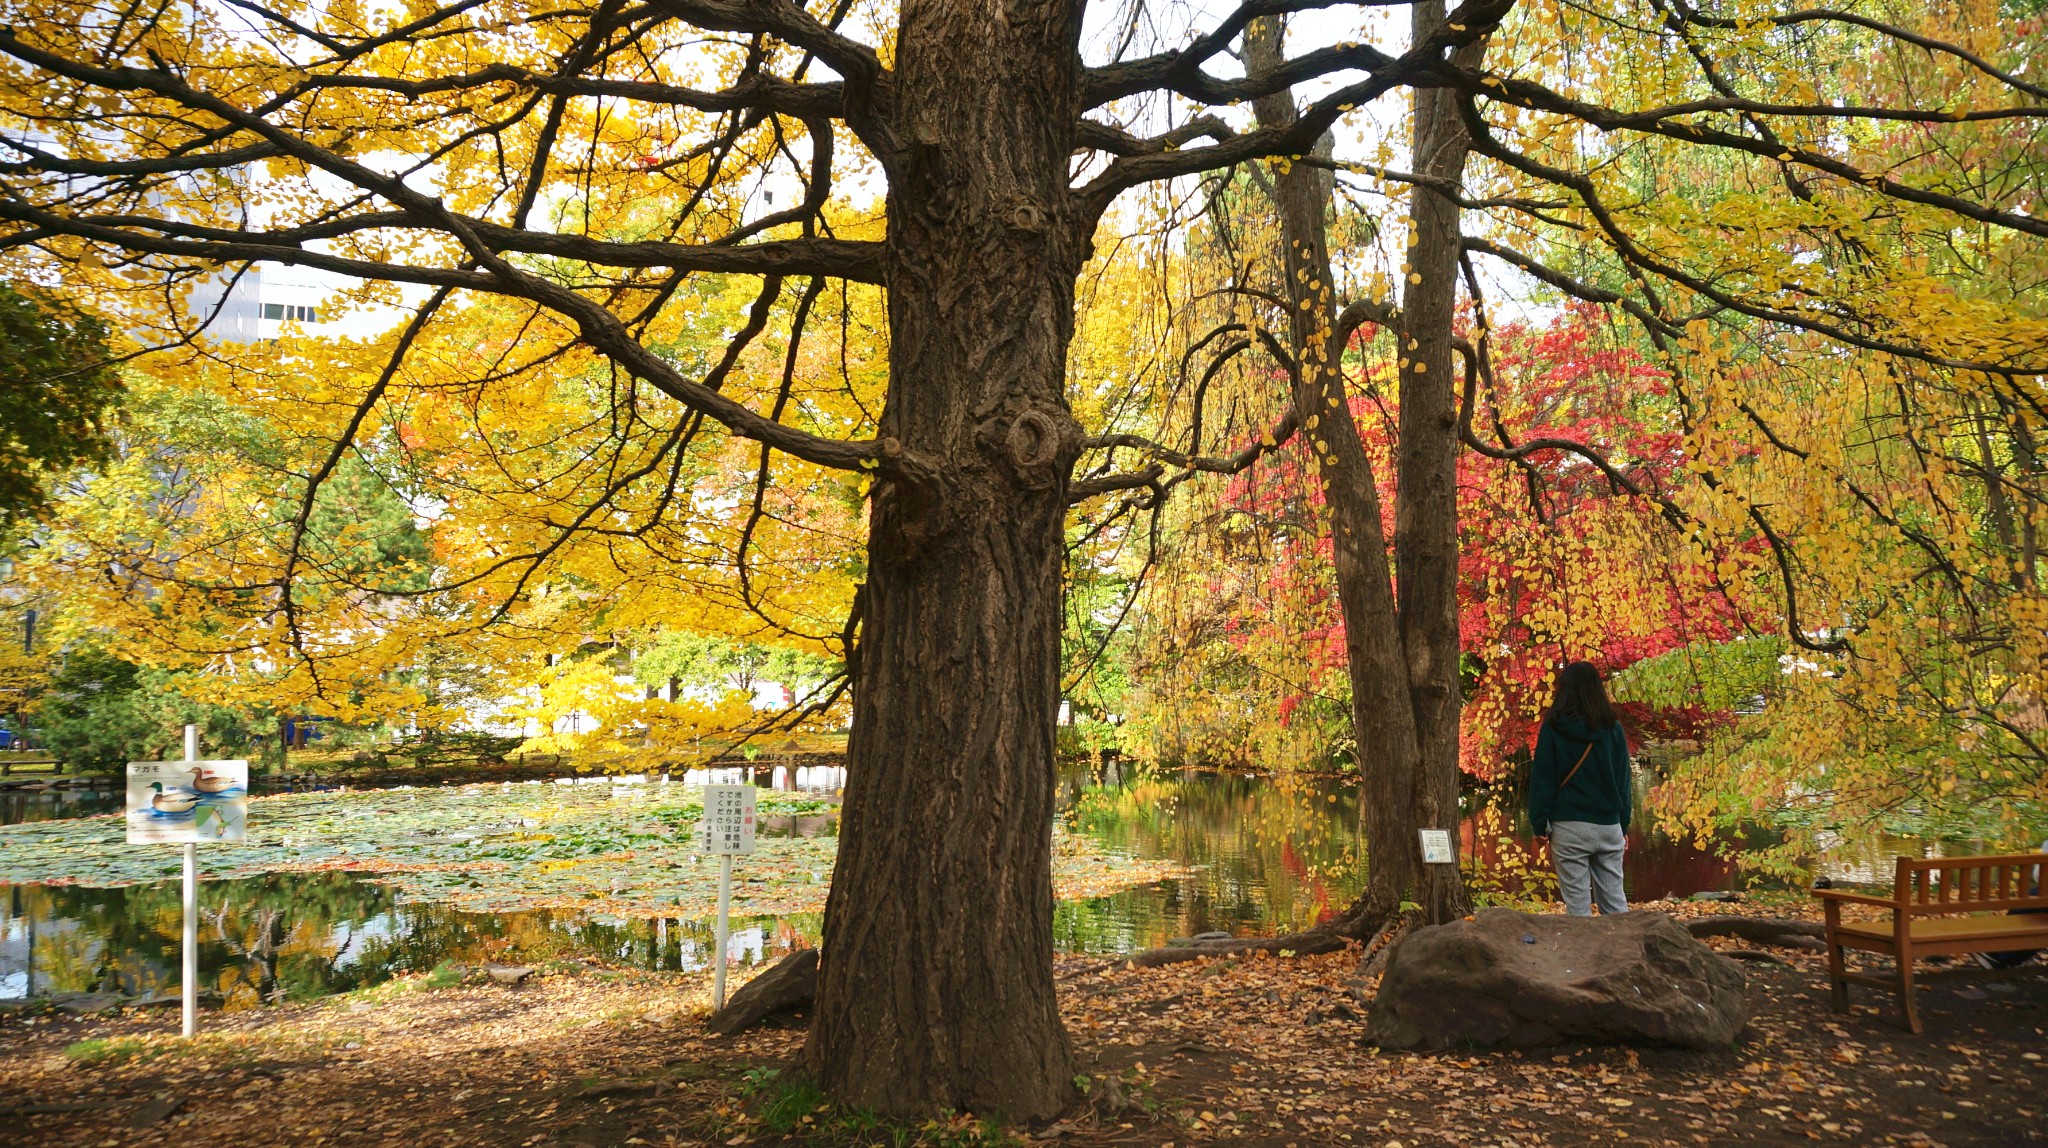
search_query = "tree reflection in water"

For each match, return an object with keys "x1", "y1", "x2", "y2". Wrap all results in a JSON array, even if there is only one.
[
  {"x1": 1054, "y1": 763, "x2": 1764, "y2": 954},
  {"x1": 1, "y1": 874, "x2": 818, "y2": 1007},
  {"x1": 0, "y1": 765, "x2": 1796, "y2": 1002}
]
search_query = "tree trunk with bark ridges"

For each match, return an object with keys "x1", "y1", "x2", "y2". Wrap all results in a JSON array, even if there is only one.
[
  {"x1": 1245, "y1": 19, "x2": 1423, "y2": 925},
  {"x1": 803, "y1": 0, "x2": 1083, "y2": 1121},
  {"x1": 1397, "y1": 0, "x2": 1482, "y2": 924}
]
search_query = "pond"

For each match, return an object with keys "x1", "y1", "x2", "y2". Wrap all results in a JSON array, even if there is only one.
[
  {"x1": 0, "y1": 762, "x2": 1833, "y2": 1008},
  {"x1": 1, "y1": 786, "x2": 122, "y2": 826},
  {"x1": 1, "y1": 874, "x2": 818, "y2": 1006},
  {"x1": 1057, "y1": 763, "x2": 1762, "y2": 949}
]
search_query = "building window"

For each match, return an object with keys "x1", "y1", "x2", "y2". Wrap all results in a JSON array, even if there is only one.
[{"x1": 262, "y1": 304, "x2": 320, "y2": 322}]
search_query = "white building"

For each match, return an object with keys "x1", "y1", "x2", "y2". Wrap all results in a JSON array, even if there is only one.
[{"x1": 188, "y1": 262, "x2": 388, "y2": 345}]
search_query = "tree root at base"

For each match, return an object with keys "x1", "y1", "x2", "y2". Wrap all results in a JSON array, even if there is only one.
[
  {"x1": 1059, "y1": 906, "x2": 1418, "y2": 979},
  {"x1": 1681, "y1": 916, "x2": 1827, "y2": 951},
  {"x1": 1058, "y1": 912, "x2": 1829, "y2": 981},
  {"x1": 706, "y1": 912, "x2": 1838, "y2": 1033}
]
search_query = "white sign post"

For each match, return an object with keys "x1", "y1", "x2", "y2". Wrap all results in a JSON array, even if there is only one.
[
  {"x1": 699, "y1": 784, "x2": 756, "y2": 1010},
  {"x1": 1419, "y1": 828, "x2": 1454, "y2": 865},
  {"x1": 126, "y1": 724, "x2": 248, "y2": 1037}
]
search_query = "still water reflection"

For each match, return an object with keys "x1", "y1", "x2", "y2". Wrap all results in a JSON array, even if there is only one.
[
  {"x1": 0, "y1": 764, "x2": 1809, "y2": 1006},
  {"x1": 1, "y1": 875, "x2": 817, "y2": 1006},
  {"x1": 1, "y1": 786, "x2": 122, "y2": 826},
  {"x1": 1053, "y1": 765, "x2": 1755, "y2": 953}
]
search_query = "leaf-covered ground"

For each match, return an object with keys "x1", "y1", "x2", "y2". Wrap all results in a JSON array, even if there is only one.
[
  {"x1": 0, "y1": 781, "x2": 1187, "y2": 920},
  {"x1": 2, "y1": 901, "x2": 2041, "y2": 1147}
]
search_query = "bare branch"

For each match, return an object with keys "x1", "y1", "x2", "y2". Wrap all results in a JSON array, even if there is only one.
[
  {"x1": 1455, "y1": 97, "x2": 2048, "y2": 378},
  {"x1": 1067, "y1": 465, "x2": 1166, "y2": 503},
  {"x1": 644, "y1": 0, "x2": 885, "y2": 91},
  {"x1": 298, "y1": 62, "x2": 850, "y2": 120},
  {"x1": 1076, "y1": 0, "x2": 1513, "y2": 210},
  {"x1": 1071, "y1": 325, "x2": 1307, "y2": 504},
  {"x1": 1075, "y1": 114, "x2": 1233, "y2": 158},
  {"x1": 275, "y1": 286, "x2": 452, "y2": 673},
  {"x1": 1454, "y1": 66, "x2": 2048, "y2": 242},
  {"x1": 1661, "y1": 0, "x2": 2048, "y2": 102},
  {"x1": 1082, "y1": 0, "x2": 1424, "y2": 107}
]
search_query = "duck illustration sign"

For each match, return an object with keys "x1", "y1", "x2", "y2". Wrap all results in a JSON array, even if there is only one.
[{"x1": 126, "y1": 760, "x2": 249, "y2": 843}]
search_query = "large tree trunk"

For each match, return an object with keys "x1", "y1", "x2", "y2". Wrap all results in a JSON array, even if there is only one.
[
  {"x1": 1244, "y1": 21, "x2": 1425, "y2": 924},
  {"x1": 1397, "y1": 0, "x2": 1482, "y2": 924},
  {"x1": 803, "y1": 0, "x2": 1084, "y2": 1121}
]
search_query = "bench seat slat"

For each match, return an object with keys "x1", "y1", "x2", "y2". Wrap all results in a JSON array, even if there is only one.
[
  {"x1": 1820, "y1": 852, "x2": 2047, "y2": 1034},
  {"x1": 1835, "y1": 915, "x2": 2048, "y2": 945},
  {"x1": 1907, "y1": 893, "x2": 2048, "y2": 914}
]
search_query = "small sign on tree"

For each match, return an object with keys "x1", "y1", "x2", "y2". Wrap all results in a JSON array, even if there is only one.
[{"x1": 1419, "y1": 828, "x2": 1454, "y2": 865}]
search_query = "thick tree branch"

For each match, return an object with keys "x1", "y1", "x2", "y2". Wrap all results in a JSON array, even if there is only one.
[
  {"x1": 1075, "y1": 115, "x2": 1233, "y2": 158},
  {"x1": 298, "y1": 63, "x2": 850, "y2": 119},
  {"x1": 644, "y1": 0, "x2": 884, "y2": 91},
  {"x1": 1076, "y1": 0, "x2": 1512, "y2": 210},
  {"x1": 2, "y1": 186, "x2": 882, "y2": 284},
  {"x1": 1066, "y1": 465, "x2": 1165, "y2": 503},
  {"x1": 1082, "y1": 0, "x2": 1422, "y2": 107}
]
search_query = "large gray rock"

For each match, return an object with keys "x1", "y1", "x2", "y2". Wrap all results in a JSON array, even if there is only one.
[
  {"x1": 1365, "y1": 909, "x2": 1747, "y2": 1050},
  {"x1": 484, "y1": 964, "x2": 534, "y2": 986},
  {"x1": 706, "y1": 948, "x2": 817, "y2": 1035},
  {"x1": 51, "y1": 992, "x2": 124, "y2": 1015}
]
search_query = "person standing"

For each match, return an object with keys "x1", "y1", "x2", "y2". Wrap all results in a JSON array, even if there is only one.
[{"x1": 1529, "y1": 661, "x2": 1633, "y2": 916}]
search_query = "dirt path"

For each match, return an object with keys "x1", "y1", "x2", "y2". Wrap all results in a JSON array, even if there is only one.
[{"x1": 3, "y1": 912, "x2": 2043, "y2": 1147}]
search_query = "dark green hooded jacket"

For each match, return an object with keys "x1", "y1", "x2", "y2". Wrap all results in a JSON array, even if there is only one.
[{"x1": 1528, "y1": 714, "x2": 1631, "y2": 836}]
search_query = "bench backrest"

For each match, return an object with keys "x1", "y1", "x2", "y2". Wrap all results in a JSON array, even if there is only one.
[{"x1": 1893, "y1": 853, "x2": 2048, "y2": 914}]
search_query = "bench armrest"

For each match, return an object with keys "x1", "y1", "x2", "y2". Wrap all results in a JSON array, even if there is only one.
[{"x1": 1813, "y1": 889, "x2": 1899, "y2": 909}]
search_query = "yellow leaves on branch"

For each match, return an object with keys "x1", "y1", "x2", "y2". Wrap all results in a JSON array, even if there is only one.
[{"x1": 509, "y1": 654, "x2": 758, "y2": 769}]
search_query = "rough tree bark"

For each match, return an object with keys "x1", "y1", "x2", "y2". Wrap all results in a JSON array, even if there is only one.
[
  {"x1": 803, "y1": 0, "x2": 1085, "y2": 1120},
  {"x1": 1245, "y1": 12, "x2": 1480, "y2": 927},
  {"x1": 1244, "y1": 20, "x2": 1423, "y2": 925},
  {"x1": 1396, "y1": 0, "x2": 1484, "y2": 924}
]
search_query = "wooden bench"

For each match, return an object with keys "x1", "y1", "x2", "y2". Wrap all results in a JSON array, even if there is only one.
[{"x1": 1817, "y1": 853, "x2": 2048, "y2": 1033}]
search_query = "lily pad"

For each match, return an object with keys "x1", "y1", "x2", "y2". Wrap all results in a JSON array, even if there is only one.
[{"x1": 0, "y1": 781, "x2": 1186, "y2": 923}]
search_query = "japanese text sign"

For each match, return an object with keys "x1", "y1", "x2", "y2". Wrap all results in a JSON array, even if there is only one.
[{"x1": 699, "y1": 784, "x2": 756, "y2": 855}]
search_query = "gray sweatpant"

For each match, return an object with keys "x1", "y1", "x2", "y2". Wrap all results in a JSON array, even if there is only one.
[{"x1": 1550, "y1": 820, "x2": 1628, "y2": 916}]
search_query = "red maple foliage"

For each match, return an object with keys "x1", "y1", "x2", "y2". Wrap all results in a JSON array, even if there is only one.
[{"x1": 1216, "y1": 304, "x2": 1747, "y2": 777}]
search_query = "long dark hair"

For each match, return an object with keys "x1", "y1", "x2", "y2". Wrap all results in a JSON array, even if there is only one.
[{"x1": 1546, "y1": 660, "x2": 1618, "y2": 730}]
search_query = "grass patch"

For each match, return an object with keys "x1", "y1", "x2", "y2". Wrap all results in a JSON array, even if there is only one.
[
  {"x1": 416, "y1": 960, "x2": 468, "y2": 991},
  {"x1": 64, "y1": 1035, "x2": 167, "y2": 1066},
  {"x1": 727, "y1": 1067, "x2": 1022, "y2": 1147},
  {"x1": 323, "y1": 977, "x2": 410, "y2": 1010},
  {"x1": 65, "y1": 1029, "x2": 363, "y2": 1067},
  {"x1": 749, "y1": 1068, "x2": 827, "y2": 1134}
]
